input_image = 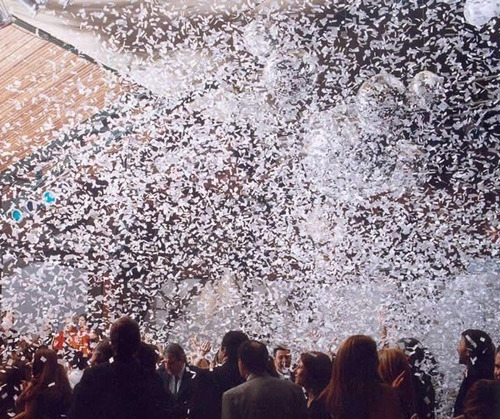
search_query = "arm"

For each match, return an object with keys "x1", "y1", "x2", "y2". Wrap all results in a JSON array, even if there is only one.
[
  {"x1": 221, "y1": 392, "x2": 236, "y2": 419},
  {"x1": 13, "y1": 397, "x2": 38, "y2": 419}
]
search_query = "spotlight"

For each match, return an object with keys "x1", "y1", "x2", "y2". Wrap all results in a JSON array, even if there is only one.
[{"x1": 0, "y1": 0, "x2": 11, "y2": 29}]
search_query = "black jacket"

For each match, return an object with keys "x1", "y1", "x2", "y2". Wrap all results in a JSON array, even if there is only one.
[{"x1": 69, "y1": 358, "x2": 169, "y2": 419}]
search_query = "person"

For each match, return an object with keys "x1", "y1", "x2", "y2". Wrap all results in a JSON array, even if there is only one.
[
  {"x1": 322, "y1": 335, "x2": 402, "y2": 419},
  {"x1": 75, "y1": 314, "x2": 97, "y2": 357},
  {"x1": 397, "y1": 338, "x2": 438, "y2": 419},
  {"x1": 378, "y1": 348, "x2": 416, "y2": 419},
  {"x1": 294, "y1": 351, "x2": 332, "y2": 419},
  {"x1": 0, "y1": 358, "x2": 31, "y2": 418},
  {"x1": 67, "y1": 350, "x2": 87, "y2": 389},
  {"x1": 454, "y1": 329, "x2": 495, "y2": 417},
  {"x1": 454, "y1": 379, "x2": 500, "y2": 419},
  {"x1": 190, "y1": 331, "x2": 250, "y2": 419},
  {"x1": 494, "y1": 346, "x2": 500, "y2": 382},
  {"x1": 157, "y1": 343, "x2": 200, "y2": 419},
  {"x1": 212, "y1": 331, "x2": 250, "y2": 394},
  {"x1": 221, "y1": 340, "x2": 307, "y2": 419},
  {"x1": 274, "y1": 345, "x2": 293, "y2": 381},
  {"x1": 189, "y1": 337, "x2": 212, "y2": 369},
  {"x1": 69, "y1": 316, "x2": 170, "y2": 419},
  {"x1": 89, "y1": 338, "x2": 113, "y2": 367},
  {"x1": 14, "y1": 347, "x2": 72, "y2": 419}
]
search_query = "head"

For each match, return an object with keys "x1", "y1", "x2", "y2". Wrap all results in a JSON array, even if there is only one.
[
  {"x1": 494, "y1": 346, "x2": 500, "y2": 382},
  {"x1": 136, "y1": 342, "x2": 160, "y2": 374},
  {"x1": 378, "y1": 348, "x2": 415, "y2": 413},
  {"x1": 109, "y1": 316, "x2": 141, "y2": 359},
  {"x1": 221, "y1": 331, "x2": 249, "y2": 362},
  {"x1": 32, "y1": 347, "x2": 60, "y2": 383},
  {"x1": 78, "y1": 315, "x2": 87, "y2": 328},
  {"x1": 458, "y1": 330, "x2": 494, "y2": 379},
  {"x1": 90, "y1": 339, "x2": 113, "y2": 367},
  {"x1": 273, "y1": 345, "x2": 292, "y2": 373},
  {"x1": 24, "y1": 347, "x2": 71, "y2": 404},
  {"x1": 463, "y1": 379, "x2": 500, "y2": 419},
  {"x1": 237, "y1": 340, "x2": 269, "y2": 379},
  {"x1": 378, "y1": 348, "x2": 410, "y2": 384},
  {"x1": 68, "y1": 350, "x2": 88, "y2": 371},
  {"x1": 324, "y1": 335, "x2": 381, "y2": 418},
  {"x1": 164, "y1": 343, "x2": 187, "y2": 377},
  {"x1": 294, "y1": 351, "x2": 332, "y2": 396}
]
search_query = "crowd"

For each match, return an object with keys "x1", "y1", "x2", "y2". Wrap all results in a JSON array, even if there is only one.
[{"x1": 1, "y1": 313, "x2": 499, "y2": 419}]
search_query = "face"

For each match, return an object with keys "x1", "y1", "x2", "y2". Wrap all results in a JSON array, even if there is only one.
[
  {"x1": 78, "y1": 316, "x2": 87, "y2": 328},
  {"x1": 457, "y1": 337, "x2": 469, "y2": 365},
  {"x1": 274, "y1": 349, "x2": 292, "y2": 372},
  {"x1": 164, "y1": 355, "x2": 185, "y2": 376},
  {"x1": 494, "y1": 352, "x2": 500, "y2": 381},
  {"x1": 294, "y1": 359, "x2": 306, "y2": 387}
]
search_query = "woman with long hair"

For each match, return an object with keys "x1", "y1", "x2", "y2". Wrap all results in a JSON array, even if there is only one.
[
  {"x1": 454, "y1": 329, "x2": 495, "y2": 417},
  {"x1": 14, "y1": 347, "x2": 72, "y2": 419},
  {"x1": 397, "y1": 337, "x2": 438, "y2": 419},
  {"x1": 322, "y1": 335, "x2": 402, "y2": 419},
  {"x1": 378, "y1": 348, "x2": 416, "y2": 419},
  {"x1": 294, "y1": 351, "x2": 332, "y2": 419}
]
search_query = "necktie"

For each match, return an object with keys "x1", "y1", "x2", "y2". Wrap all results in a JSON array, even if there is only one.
[{"x1": 174, "y1": 375, "x2": 180, "y2": 396}]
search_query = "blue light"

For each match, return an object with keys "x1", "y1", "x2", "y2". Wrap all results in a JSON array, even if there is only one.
[
  {"x1": 43, "y1": 191, "x2": 56, "y2": 204},
  {"x1": 12, "y1": 209, "x2": 23, "y2": 222}
]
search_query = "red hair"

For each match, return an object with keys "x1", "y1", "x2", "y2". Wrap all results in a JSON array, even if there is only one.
[
  {"x1": 322, "y1": 335, "x2": 381, "y2": 419},
  {"x1": 378, "y1": 348, "x2": 416, "y2": 417}
]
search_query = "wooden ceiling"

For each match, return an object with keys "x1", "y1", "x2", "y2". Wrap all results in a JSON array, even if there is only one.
[{"x1": 0, "y1": 22, "x2": 127, "y2": 172}]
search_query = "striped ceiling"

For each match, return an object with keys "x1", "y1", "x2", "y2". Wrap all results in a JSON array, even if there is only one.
[{"x1": 0, "y1": 22, "x2": 126, "y2": 173}]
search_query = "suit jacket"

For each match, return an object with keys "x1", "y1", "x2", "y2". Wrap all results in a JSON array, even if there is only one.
[
  {"x1": 221, "y1": 373, "x2": 308, "y2": 419},
  {"x1": 157, "y1": 364, "x2": 202, "y2": 419},
  {"x1": 211, "y1": 360, "x2": 245, "y2": 396},
  {"x1": 193, "y1": 359, "x2": 246, "y2": 419},
  {"x1": 69, "y1": 358, "x2": 169, "y2": 419}
]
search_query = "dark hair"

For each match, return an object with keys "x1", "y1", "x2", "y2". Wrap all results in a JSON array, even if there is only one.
[
  {"x1": 323, "y1": 335, "x2": 381, "y2": 419},
  {"x1": 164, "y1": 343, "x2": 187, "y2": 363},
  {"x1": 273, "y1": 345, "x2": 290, "y2": 357},
  {"x1": 92, "y1": 339, "x2": 113, "y2": 366},
  {"x1": 461, "y1": 329, "x2": 495, "y2": 379},
  {"x1": 238, "y1": 340, "x2": 269, "y2": 375},
  {"x1": 300, "y1": 352, "x2": 332, "y2": 396},
  {"x1": 109, "y1": 316, "x2": 141, "y2": 359},
  {"x1": 463, "y1": 379, "x2": 500, "y2": 419},
  {"x1": 136, "y1": 342, "x2": 160, "y2": 373},
  {"x1": 0, "y1": 360, "x2": 31, "y2": 416},
  {"x1": 222, "y1": 331, "x2": 249, "y2": 362},
  {"x1": 69, "y1": 350, "x2": 88, "y2": 371},
  {"x1": 266, "y1": 356, "x2": 280, "y2": 378},
  {"x1": 397, "y1": 337, "x2": 438, "y2": 374}
]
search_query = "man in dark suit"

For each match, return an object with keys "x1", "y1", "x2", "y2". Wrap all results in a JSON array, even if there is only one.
[
  {"x1": 69, "y1": 316, "x2": 169, "y2": 419},
  {"x1": 188, "y1": 330, "x2": 249, "y2": 419},
  {"x1": 157, "y1": 343, "x2": 201, "y2": 419},
  {"x1": 222, "y1": 340, "x2": 307, "y2": 419}
]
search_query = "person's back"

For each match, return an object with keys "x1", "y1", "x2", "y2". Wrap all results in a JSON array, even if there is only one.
[
  {"x1": 369, "y1": 382, "x2": 404, "y2": 419},
  {"x1": 69, "y1": 316, "x2": 169, "y2": 419},
  {"x1": 71, "y1": 357, "x2": 166, "y2": 419},
  {"x1": 222, "y1": 340, "x2": 307, "y2": 419},
  {"x1": 223, "y1": 374, "x2": 306, "y2": 419}
]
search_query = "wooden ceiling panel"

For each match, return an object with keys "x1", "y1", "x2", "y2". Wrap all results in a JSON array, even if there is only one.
[{"x1": 0, "y1": 23, "x2": 126, "y2": 172}]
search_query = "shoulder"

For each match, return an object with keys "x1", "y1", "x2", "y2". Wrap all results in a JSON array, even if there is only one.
[
  {"x1": 371, "y1": 383, "x2": 401, "y2": 419},
  {"x1": 378, "y1": 383, "x2": 399, "y2": 399}
]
